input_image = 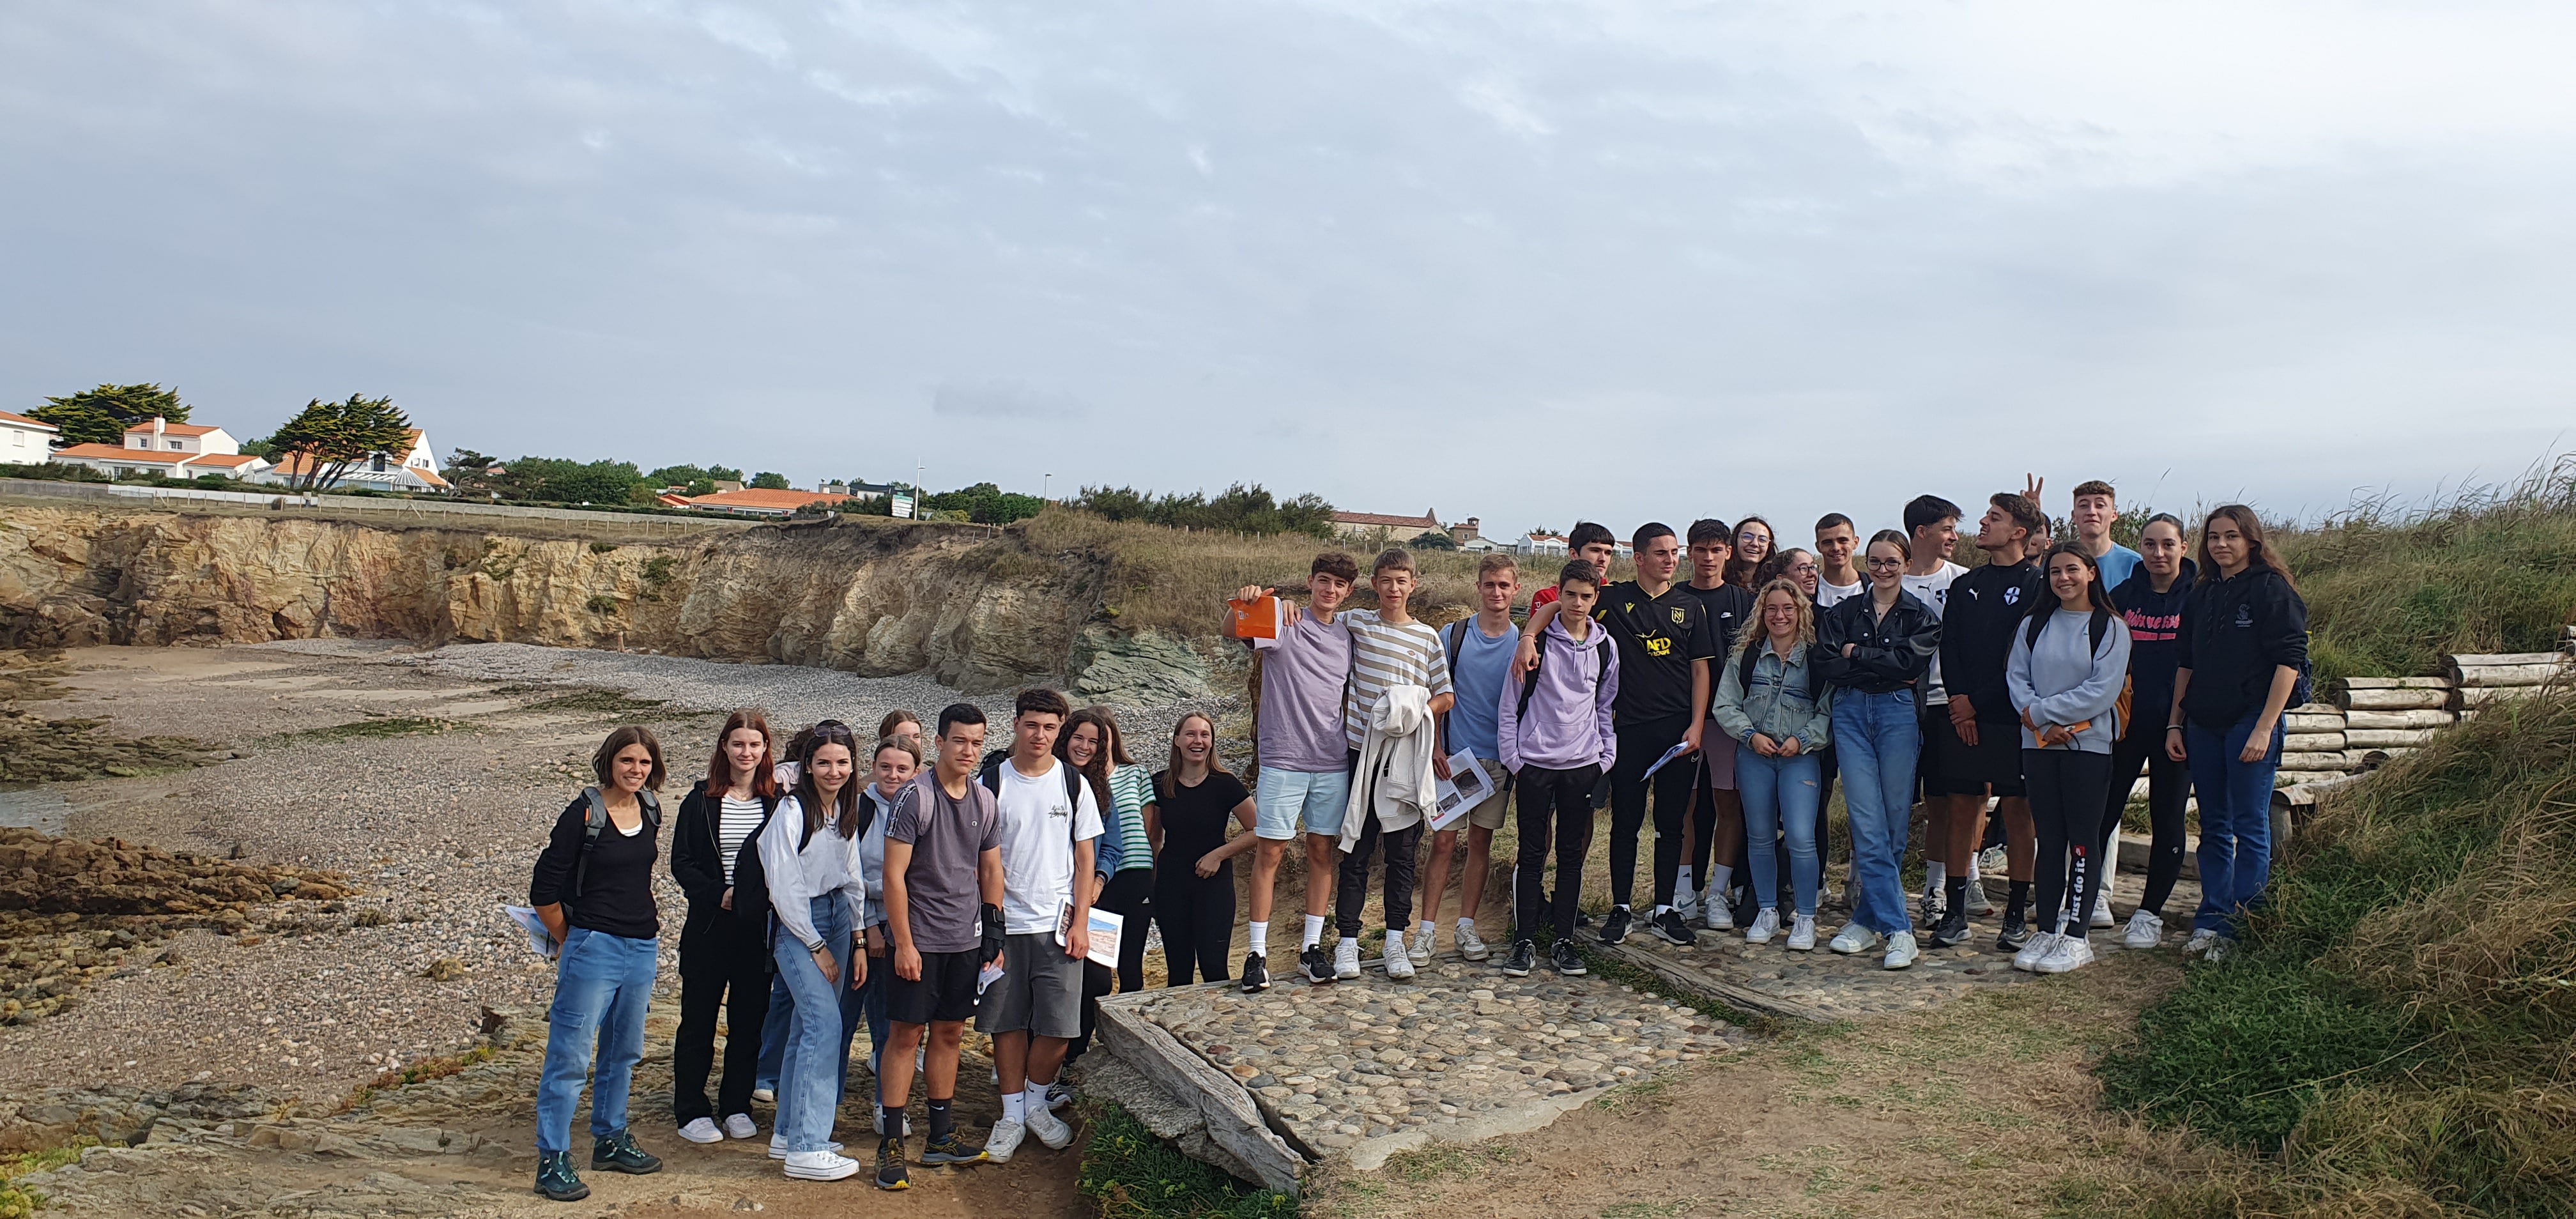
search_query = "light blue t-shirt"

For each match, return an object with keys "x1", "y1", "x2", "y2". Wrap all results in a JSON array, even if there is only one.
[
  {"x1": 2096, "y1": 544, "x2": 2143, "y2": 594},
  {"x1": 1441, "y1": 617, "x2": 1520, "y2": 760}
]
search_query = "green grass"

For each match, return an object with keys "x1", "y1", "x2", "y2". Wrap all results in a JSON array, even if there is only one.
[
  {"x1": 519, "y1": 691, "x2": 668, "y2": 716},
  {"x1": 259, "y1": 716, "x2": 459, "y2": 745},
  {"x1": 0, "y1": 1138, "x2": 98, "y2": 1218},
  {"x1": 1075, "y1": 1100, "x2": 1297, "y2": 1218}
]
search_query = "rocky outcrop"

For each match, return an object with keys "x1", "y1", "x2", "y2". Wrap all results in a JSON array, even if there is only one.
[{"x1": 0, "y1": 507, "x2": 1219, "y2": 694}]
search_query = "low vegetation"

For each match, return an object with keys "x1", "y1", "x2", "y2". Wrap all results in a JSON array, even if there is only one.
[{"x1": 1075, "y1": 1100, "x2": 1296, "y2": 1218}]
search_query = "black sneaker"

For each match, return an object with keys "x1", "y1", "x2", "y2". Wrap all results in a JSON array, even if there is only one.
[
  {"x1": 1500, "y1": 940, "x2": 1536, "y2": 977},
  {"x1": 876, "y1": 1137, "x2": 912, "y2": 1189},
  {"x1": 919, "y1": 1131, "x2": 985, "y2": 1167},
  {"x1": 535, "y1": 1151, "x2": 589, "y2": 1202},
  {"x1": 1931, "y1": 905, "x2": 1972, "y2": 948},
  {"x1": 1996, "y1": 917, "x2": 2032, "y2": 951},
  {"x1": 1598, "y1": 906, "x2": 1634, "y2": 945},
  {"x1": 590, "y1": 1129, "x2": 661, "y2": 1175},
  {"x1": 1648, "y1": 908, "x2": 1698, "y2": 946},
  {"x1": 1300, "y1": 946, "x2": 1336, "y2": 985},
  {"x1": 1550, "y1": 940, "x2": 1587, "y2": 976},
  {"x1": 1241, "y1": 953, "x2": 1270, "y2": 993}
]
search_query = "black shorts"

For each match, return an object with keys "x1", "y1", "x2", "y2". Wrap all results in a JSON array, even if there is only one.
[
  {"x1": 1924, "y1": 709, "x2": 2025, "y2": 798},
  {"x1": 888, "y1": 948, "x2": 982, "y2": 1025},
  {"x1": 1917, "y1": 708, "x2": 1953, "y2": 799}
]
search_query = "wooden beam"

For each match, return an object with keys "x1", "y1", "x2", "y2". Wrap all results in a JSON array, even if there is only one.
[
  {"x1": 1093, "y1": 998, "x2": 1308, "y2": 1195},
  {"x1": 1577, "y1": 932, "x2": 1837, "y2": 1024}
]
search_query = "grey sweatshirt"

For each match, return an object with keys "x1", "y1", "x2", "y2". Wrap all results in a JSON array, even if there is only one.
[{"x1": 2005, "y1": 608, "x2": 2134, "y2": 753}]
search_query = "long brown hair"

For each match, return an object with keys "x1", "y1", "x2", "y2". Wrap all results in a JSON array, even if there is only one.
[
  {"x1": 2195, "y1": 503, "x2": 2296, "y2": 590},
  {"x1": 591, "y1": 725, "x2": 666, "y2": 792},
  {"x1": 1724, "y1": 515, "x2": 1774, "y2": 588},
  {"x1": 791, "y1": 722, "x2": 862, "y2": 841},
  {"x1": 1158, "y1": 712, "x2": 1232, "y2": 801},
  {"x1": 1055, "y1": 707, "x2": 1124, "y2": 816},
  {"x1": 2038, "y1": 542, "x2": 2117, "y2": 616},
  {"x1": 705, "y1": 709, "x2": 779, "y2": 801}
]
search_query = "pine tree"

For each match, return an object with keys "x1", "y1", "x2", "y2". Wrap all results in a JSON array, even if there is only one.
[
  {"x1": 269, "y1": 395, "x2": 415, "y2": 492},
  {"x1": 28, "y1": 383, "x2": 190, "y2": 447}
]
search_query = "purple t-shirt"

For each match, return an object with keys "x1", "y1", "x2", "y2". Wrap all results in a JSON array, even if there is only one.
[
  {"x1": 885, "y1": 772, "x2": 1001, "y2": 954},
  {"x1": 1256, "y1": 610, "x2": 1353, "y2": 772}
]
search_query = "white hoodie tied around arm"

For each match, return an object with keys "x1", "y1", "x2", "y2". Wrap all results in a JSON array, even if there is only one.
[{"x1": 1338, "y1": 684, "x2": 1437, "y2": 853}]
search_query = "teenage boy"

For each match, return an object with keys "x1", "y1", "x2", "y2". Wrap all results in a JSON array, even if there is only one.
[
  {"x1": 1813, "y1": 514, "x2": 1864, "y2": 608},
  {"x1": 1496, "y1": 560, "x2": 1619, "y2": 977},
  {"x1": 1530, "y1": 523, "x2": 1619, "y2": 613},
  {"x1": 1900, "y1": 496, "x2": 1979, "y2": 917},
  {"x1": 876, "y1": 704, "x2": 1006, "y2": 1190},
  {"x1": 1517, "y1": 523, "x2": 1717, "y2": 946},
  {"x1": 1933, "y1": 494, "x2": 2047, "y2": 949},
  {"x1": 1420, "y1": 554, "x2": 1521, "y2": 963},
  {"x1": 2067, "y1": 480, "x2": 2143, "y2": 591},
  {"x1": 1234, "y1": 553, "x2": 1360, "y2": 990},
  {"x1": 974, "y1": 689, "x2": 1101, "y2": 1163},
  {"x1": 1673, "y1": 519, "x2": 1749, "y2": 930},
  {"x1": 1333, "y1": 549, "x2": 1455, "y2": 981}
]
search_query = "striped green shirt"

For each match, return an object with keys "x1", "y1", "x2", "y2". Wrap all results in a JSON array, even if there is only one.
[
  {"x1": 1105, "y1": 764, "x2": 1154, "y2": 875},
  {"x1": 1339, "y1": 609, "x2": 1455, "y2": 751}
]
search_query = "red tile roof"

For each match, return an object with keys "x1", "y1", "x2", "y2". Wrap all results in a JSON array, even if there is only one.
[
  {"x1": 187, "y1": 453, "x2": 264, "y2": 469},
  {"x1": 687, "y1": 488, "x2": 850, "y2": 512},
  {"x1": 52, "y1": 443, "x2": 190, "y2": 464},
  {"x1": 121, "y1": 421, "x2": 222, "y2": 437},
  {"x1": 1333, "y1": 509, "x2": 1442, "y2": 530},
  {"x1": 0, "y1": 410, "x2": 57, "y2": 431}
]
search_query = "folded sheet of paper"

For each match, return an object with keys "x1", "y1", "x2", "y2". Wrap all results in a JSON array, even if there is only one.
[
  {"x1": 504, "y1": 905, "x2": 556, "y2": 960},
  {"x1": 977, "y1": 959, "x2": 1006, "y2": 995},
  {"x1": 1057, "y1": 902, "x2": 1124, "y2": 969},
  {"x1": 1429, "y1": 751, "x2": 1494, "y2": 831},
  {"x1": 1639, "y1": 741, "x2": 1693, "y2": 781}
]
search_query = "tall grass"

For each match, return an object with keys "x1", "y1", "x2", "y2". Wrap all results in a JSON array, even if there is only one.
[{"x1": 2092, "y1": 687, "x2": 2576, "y2": 1217}]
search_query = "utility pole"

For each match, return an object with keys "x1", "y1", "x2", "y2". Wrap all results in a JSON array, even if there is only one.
[{"x1": 1043, "y1": 473, "x2": 1052, "y2": 501}]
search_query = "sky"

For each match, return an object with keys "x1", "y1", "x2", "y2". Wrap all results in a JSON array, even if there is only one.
[{"x1": 5, "y1": 1, "x2": 2573, "y2": 539}]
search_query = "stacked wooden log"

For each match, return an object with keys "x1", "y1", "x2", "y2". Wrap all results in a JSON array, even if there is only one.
[{"x1": 2447, "y1": 651, "x2": 2574, "y2": 707}]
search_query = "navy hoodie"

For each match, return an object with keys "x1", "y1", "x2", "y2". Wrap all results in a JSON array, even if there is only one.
[
  {"x1": 2177, "y1": 564, "x2": 2308, "y2": 733},
  {"x1": 2109, "y1": 558, "x2": 2195, "y2": 736},
  {"x1": 1939, "y1": 556, "x2": 2047, "y2": 725}
]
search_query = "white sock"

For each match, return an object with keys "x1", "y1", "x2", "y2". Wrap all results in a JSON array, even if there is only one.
[
  {"x1": 1710, "y1": 864, "x2": 1733, "y2": 895},
  {"x1": 1386, "y1": 930, "x2": 1404, "y2": 953},
  {"x1": 1926, "y1": 861, "x2": 1947, "y2": 891},
  {"x1": 1614, "y1": 903, "x2": 1630, "y2": 912},
  {"x1": 1457, "y1": 917, "x2": 1475, "y2": 935},
  {"x1": 1416, "y1": 919, "x2": 1435, "y2": 935},
  {"x1": 1001, "y1": 1092, "x2": 1025, "y2": 1123},
  {"x1": 1966, "y1": 853, "x2": 1983, "y2": 882},
  {"x1": 1676, "y1": 866, "x2": 1694, "y2": 896},
  {"x1": 1248, "y1": 921, "x2": 1268, "y2": 956},
  {"x1": 1653, "y1": 904, "x2": 1671, "y2": 917},
  {"x1": 1023, "y1": 1085, "x2": 1051, "y2": 1115},
  {"x1": 1302, "y1": 914, "x2": 1325, "y2": 949}
]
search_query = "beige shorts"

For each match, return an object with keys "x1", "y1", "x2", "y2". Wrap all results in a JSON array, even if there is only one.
[{"x1": 1452, "y1": 790, "x2": 1510, "y2": 832}]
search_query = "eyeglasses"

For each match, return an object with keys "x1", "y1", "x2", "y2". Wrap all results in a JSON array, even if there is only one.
[
  {"x1": 1865, "y1": 557, "x2": 1905, "y2": 569},
  {"x1": 1789, "y1": 562, "x2": 1818, "y2": 574}
]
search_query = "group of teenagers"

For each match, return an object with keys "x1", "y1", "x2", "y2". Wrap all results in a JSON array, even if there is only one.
[
  {"x1": 511, "y1": 478, "x2": 2310, "y2": 1203},
  {"x1": 521, "y1": 689, "x2": 1255, "y2": 1197}
]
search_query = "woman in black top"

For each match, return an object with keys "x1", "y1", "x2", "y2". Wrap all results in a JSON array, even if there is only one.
[
  {"x1": 527, "y1": 726, "x2": 670, "y2": 1202},
  {"x1": 1146, "y1": 713, "x2": 1257, "y2": 986},
  {"x1": 669, "y1": 710, "x2": 781, "y2": 1146},
  {"x1": 2103, "y1": 515, "x2": 2195, "y2": 948}
]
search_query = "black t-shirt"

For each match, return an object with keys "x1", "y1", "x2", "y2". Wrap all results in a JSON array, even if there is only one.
[
  {"x1": 1591, "y1": 580, "x2": 1721, "y2": 721},
  {"x1": 528, "y1": 796, "x2": 661, "y2": 940},
  {"x1": 1674, "y1": 581, "x2": 1755, "y2": 671},
  {"x1": 1151, "y1": 769, "x2": 1251, "y2": 882}
]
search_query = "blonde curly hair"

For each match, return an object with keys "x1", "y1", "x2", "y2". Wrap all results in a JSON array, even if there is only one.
[{"x1": 1730, "y1": 578, "x2": 1816, "y2": 660}]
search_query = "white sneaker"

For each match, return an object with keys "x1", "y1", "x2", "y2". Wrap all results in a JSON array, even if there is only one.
[
  {"x1": 723, "y1": 1114, "x2": 756, "y2": 1140},
  {"x1": 1978, "y1": 846, "x2": 2008, "y2": 875},
  {"x1": 1787, "y1": 914, "x2": 1817, "y2": 951},
  {"x1": 1882, "y1": 931, "x2": 1919, "y2": 970},
  {"x1": 1384, "y1": 932, "x2": 1416, "y2": 981},
  {"x1": 1025, "y1": 1099, "x2": 1074, "y2": 1149},
  {"x1": 783, "y1": 1149, "x2": 861, "y2": 1181},
  {"x1": 1740, "y1": 908, "x2": 1777, "y2": 944},
  {"x1": 2122, "y1": 910, "x2": 2165, "y2": 949},
  {"x1": 2014, "y1": 931, "x2": 2060, "y2": 972},
  {"x1": 2090, "y1": 902, "x2": 2116, "y2": 929},
  {"x1": 677, "y1": 1117, "x2": 722, "y2": 1144},
  {"x1": 1456, "y1": 925, "x2": 1491, "y2": 961},
  {"x1": 1406, "y1": 926, "x2": 1434, "y2": 965},
  {"x1": 1963, "y1": 880, "x2": 1995, "y2": 916},
  {"x1": 2034, "y1": 935, "x2": 2095, "y2": 974},
  {"x1": 985, "y1": 1119, "x2": 1025, "y2": 1163},
  {"x1": 751, "y1": 1087, "x2": 776, "y2": 1105},
  {"x1": 1334, "y1": 939, "x2": 1362, "y2": 980},
  {"x1": 2182, "y1": 928, "x2": 2221, "y2": 958},
  {"x1": 1705, "y1": 896, "x2": 1733, "y2": 931},
  {"x1": 768, "y1": 1135, "x2": 841, "y2": 1160},
  {"x1": 873, "y1": 1104, "x2": 910, "y2": 1136},
  {"x1": 1827, "y1": 923, "x2": 1881, "y2": 955}
]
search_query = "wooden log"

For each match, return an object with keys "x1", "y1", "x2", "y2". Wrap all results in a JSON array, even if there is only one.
[
  {"x1": 2343, "y1": 709, "x2": 2457, "y2": 730},
  {"x1": 2342, "y1": 676, "x2": 2455, "y2": 689},
  {"x1": 2287, "y1": 702, "x2": 2342, "y2": 716},
  {"x1": 1094, "y1": 1000, "x2": 1308, "y2": 1194},
  {"x1": 2283, "y1": 712, "x2": 2345, "y2": 733},
  {"x1": 2453, "y1": 663, "x2": 2568, "y2": 688},
  {"x1": 2363, "y1": 746, "x2": 2419, "y2": 764},
  {"x1": 2346, "y1": 728, "x2": 2439, "y2": 747},
  {"x1": 2460, "y1": 686, "x2": 2547, "y2": 707},
  {"x1": 2448, "y1": 652, "x2": 2570, "y2": 668},
  {"x1": 2274, "y1": 771, "x2": 2370, "y2": 816},
  {"x1": 1577, "y1": 931, "x2": 1836, "y2": 1024},
  {"x1": 2345, "y1": 687, "x2": 2450, "y2": 710},
  {"x1": 2282, "y1": 732, "x2": 2346, "y2": 751},
  {"x1": 2276, "y1": 751, "x2": 2361, "y2": 772}
]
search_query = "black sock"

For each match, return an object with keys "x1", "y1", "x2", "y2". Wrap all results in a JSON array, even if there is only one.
[
  {"x1": 2005, "y1": 880, "x2": 2032, "y2": 923},
  {"x1": 1943, "y1": 877, "x2": 1967, "y2": 918},
  {"x1": 926, "y1": 1098, "x2": 953, "y2": 1142},
  {"x1": 883, "y1": 1105, "x2": 907, "y2": 1143}
]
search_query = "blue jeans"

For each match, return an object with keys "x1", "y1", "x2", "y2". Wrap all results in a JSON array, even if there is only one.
[
  {"x1": 535, "y1": 927, "x2": 658, "y2": 1154},
  {"x1": 770, "y1": 896, "x2": 854, "y2": 1153},
  {"x1": 1738, "y1": 751, "x2": 1823, "y2": 917},
  {"x1": 2187, "y1": 712, "x2": 2283, "y2": 938},
  {"x1": 754, "y1": 942, "x2": 871, "y2": 1108},
  {"x1": 1832, "y1": 691, "x2": 1922, "y2": 937}
]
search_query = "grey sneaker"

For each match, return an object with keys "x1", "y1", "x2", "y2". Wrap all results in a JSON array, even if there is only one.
[
  {"x1": 1456, "y1": 925, "x2": 1491, "y2": 961},
  {"x1": 1406, "y1": 926, "x2": 1434, "y2": 965},
  {"x1": 1333, "y1": 938, "x2": 1362, "y2": 980},
  {"x1": 1882, "y1": 931, "x2": 1919, "y2": 970}
]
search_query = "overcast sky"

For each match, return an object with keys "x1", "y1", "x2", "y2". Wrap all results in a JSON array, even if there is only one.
[{"x1": 6, "y1": 1, "x2": 2572, "y2": 538}]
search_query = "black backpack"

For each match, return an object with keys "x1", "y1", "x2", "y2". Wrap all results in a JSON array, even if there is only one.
[
  {"x1": 571, "y1": 785, "x2": 662, "y2": 905},
  {"x1": 979, "y1": 751, "x2": 1089, "y2": 820},
  {"x1": 1515, "y1": 629, "x2": 1614, "y2": 720}
]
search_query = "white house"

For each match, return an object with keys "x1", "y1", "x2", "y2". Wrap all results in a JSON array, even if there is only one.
[
  {"x1": 0, "y1": 411, "x2": 59, "y2": 462},
  {"x1": 49, "y1": 417, "x2": 270, "y2": 479},
  {"x1": 1517, "y1": 532, "x2": 1568, "y2": 556},
  {"x1": 249, "y1": 428, "x2": 451, "y2": 493}
]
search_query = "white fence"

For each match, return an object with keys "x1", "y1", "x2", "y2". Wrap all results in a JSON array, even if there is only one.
[{"x1": 0, "y1": 477, "x2": 750, "y2": 533}]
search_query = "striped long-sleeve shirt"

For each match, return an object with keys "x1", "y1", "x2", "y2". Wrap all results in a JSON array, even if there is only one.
[{"x1": 1338, "y1": 609, "x2": 1454, "y2": 752}]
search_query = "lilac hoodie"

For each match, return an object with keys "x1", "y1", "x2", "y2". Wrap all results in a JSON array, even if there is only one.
[{"x1": 1498, "y1": 615, "x2": 1619, "y2": 774}]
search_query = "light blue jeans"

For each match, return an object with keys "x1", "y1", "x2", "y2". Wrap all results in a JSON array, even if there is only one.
[
  {"x1": 754, "y1": 940, "x2": 871, "y2": 1108},
  {"x1": 1832, "y1": 691, "x2": 1922, "y2": 937},
  {"x1": 770, "y1": 896, "x2": 854, "y2": 1153},
  {"x1": 535, "y1": 927, "x2": 658, "y2": 1154},
  {"x1": 1738, "y1": 751, "x2": 1823, "y2": 917},
  {"x1": 2188, "y1": 711, "x2": 2284, "y2": 939},
  {"x1": 754, "y1": 972, "x2": 791, "y2": 1094}
]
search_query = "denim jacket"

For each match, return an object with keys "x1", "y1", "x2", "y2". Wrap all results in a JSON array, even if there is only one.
[{"x1": 1712, "y1": 640, "x2": 1834, "y2": 752}]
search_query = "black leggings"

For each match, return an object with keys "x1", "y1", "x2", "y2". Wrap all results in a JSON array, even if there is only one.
[
  {"x1": 1515, "y1": 763, "x2": 1601, "y2": 941},
  {"x1": 2025, "y1": 749, "x2": 2115, "y2": 935},
  {"x1": 1157, "y1": 867, "x2": 1238, "y2": 986},
  {"x1": 2104, "y1": 730, "x2": 2190, "y2": 917},
  {"x1": 1609, "y1": 714, "x2": 1696, "y2": 908},
  {"x1": 672, "y1": 916, "x2": 770, "y2": 1124},
  {"x1": 1071, "y1": 868, "x2": 1155, "y2": 1057}
]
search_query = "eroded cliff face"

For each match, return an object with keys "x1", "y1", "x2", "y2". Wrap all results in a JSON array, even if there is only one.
[{"x1": 0, "y1": 507, "x2": 1192, "y2": 694}]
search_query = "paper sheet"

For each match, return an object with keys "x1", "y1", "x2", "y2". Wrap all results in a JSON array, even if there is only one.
[
  {"x1": 1639, "y1": 741, "x2": 1694, "y2": 781},
  {"x1": 1057, "y1": 902, "x2": 1125, "y2": 969},
  {"x1": 503, "y1": 905, "x2": 556, "y2": 960},
  {"x1": 1429, "y1": 751, "x2": 1494, "y2": 831}
]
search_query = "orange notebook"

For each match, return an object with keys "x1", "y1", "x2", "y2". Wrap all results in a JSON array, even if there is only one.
[{"x1": 1227, "y1": 595, "x2": 1282, "y2": 641}]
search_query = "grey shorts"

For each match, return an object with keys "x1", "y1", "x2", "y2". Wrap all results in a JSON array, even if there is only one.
[{"x1": 976, "y1": 932, "x2": 1084, "y2": 1039}]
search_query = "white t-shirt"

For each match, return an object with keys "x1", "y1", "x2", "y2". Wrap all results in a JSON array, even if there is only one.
[
  {"x1": 1815, "y1": 579, "x2": 1864, "y2": 610},
  {"x1": 1901, "y1": 561, "x2": 1968, "y2": 703},
  {"x1": 991, "y1": 756, "x2": 1105, "y2": 935}
]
